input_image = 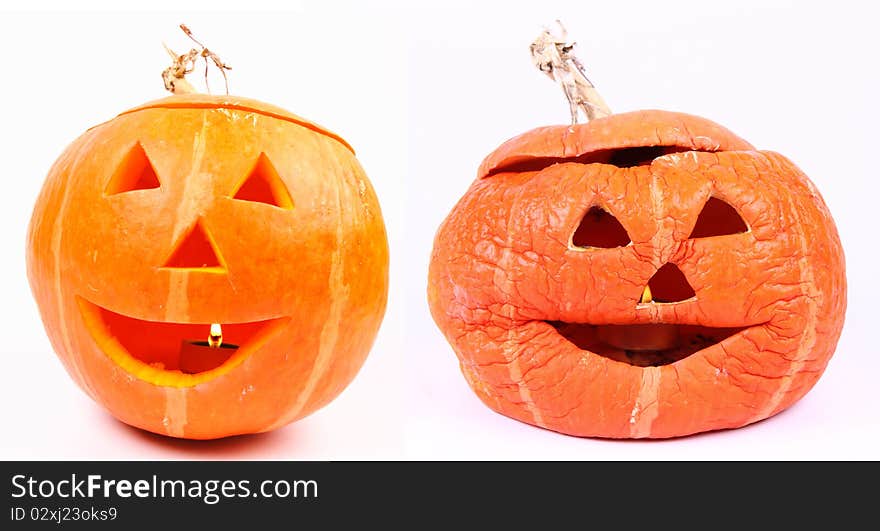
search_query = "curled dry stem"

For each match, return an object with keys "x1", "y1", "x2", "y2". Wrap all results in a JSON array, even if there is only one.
[
  {"x1": 162, "y1": 24, "x2": 232, "y2": 95},
  {"x1": 530, "y1": 20, "x2": 611, "y2": 125}
]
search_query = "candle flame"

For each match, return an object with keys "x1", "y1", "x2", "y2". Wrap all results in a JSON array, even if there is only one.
[
  {"x1": 208, "y1": 323, "x2": 223, "y2": 348},
  {"x1": 639, "y1": 285, "x2": 653, "y2": 304}
]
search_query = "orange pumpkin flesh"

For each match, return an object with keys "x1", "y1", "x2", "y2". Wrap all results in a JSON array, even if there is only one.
[
  {"x1": 428, "y1": 110, "x2": 846, "y2": 439},
  {"x1": 27, "y1": 94, "x2": 389, "y2": 439}
]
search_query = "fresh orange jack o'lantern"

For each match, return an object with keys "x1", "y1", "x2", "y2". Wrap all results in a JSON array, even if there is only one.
[
  {"x1": 427, "y1": 26, "x2": 846, "y2": 438},
  {"x1": 27, "y1": 40, "x2": 388, "y2": 439}
]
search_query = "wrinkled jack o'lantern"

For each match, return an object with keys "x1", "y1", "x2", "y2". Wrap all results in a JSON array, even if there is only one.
[
  {"x1": 427, "y1": 26, "x2": 846, "y2": 438},
  {"x1": 27, "y1": 38, "x2": 388, "y2": 439}
]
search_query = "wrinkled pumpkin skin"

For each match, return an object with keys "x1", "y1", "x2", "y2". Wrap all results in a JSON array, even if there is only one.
[
  {"x1": 27, "y1": 94, "x2": 389, "y2": 439},
  {"x1": 428, "y1": 110, "x2": 846, "y2": 438}
]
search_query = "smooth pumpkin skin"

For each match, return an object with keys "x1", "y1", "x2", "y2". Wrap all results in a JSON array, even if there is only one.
[
  {"x1": 27, "y1": 94, "x2": 389, "y2": 439},
  {"x1": 428, "y1": 110, "x2": 846, "y2": 438}
]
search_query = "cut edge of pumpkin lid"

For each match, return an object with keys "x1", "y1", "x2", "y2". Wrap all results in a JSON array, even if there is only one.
[
  {"x1": 116, "y1": 94, "x2": 355, "y2": 154},
  {"x1": 477, "y1": 109, "x2": 754, "y2": 179}
]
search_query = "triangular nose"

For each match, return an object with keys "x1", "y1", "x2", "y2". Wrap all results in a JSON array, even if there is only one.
[
  {"x1": 162, "y1": 221, "x2": 225, "y2": 271},
  {"x1": 639, "y1": 263, "x2": 695, "y2": 303}
]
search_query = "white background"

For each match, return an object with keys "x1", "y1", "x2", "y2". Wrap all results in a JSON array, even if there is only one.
[{"x1": 1, "y1": 1, "x2": 877, "y2": 460}]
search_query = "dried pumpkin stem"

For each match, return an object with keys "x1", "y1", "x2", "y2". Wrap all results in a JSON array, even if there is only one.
[
  {"x1": 161, "y1": 43, "x2": 198, "y2": 94},
  {"x1": 530, "y1": 20, "x2": 611, "y2": 125},
  {"x1": 161, "y1": 24, "x2": 231, "y2": 95}
]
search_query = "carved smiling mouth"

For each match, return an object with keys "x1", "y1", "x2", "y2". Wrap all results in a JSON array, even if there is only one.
[
  {"x1": 544, "y1": 264, "x2": 763, "y2": 366},
  {"x1": 548, "y1": 321, "x2": 756, "y2": 367},
  {"x1": 77, "y1": 298, "x2": 289, "y2": 387}
]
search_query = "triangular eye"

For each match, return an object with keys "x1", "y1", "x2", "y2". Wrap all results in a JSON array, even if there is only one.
[
  {"x1": 161, "y1": 221, "x2": 225, "y2": 271},
  {"x1": 689, "y1": 197, "x2": 748, "y2": 238},
  {"x1": 105, "y1": 142, "x2": 160, "y2": 195},
  {"x1": 572, "y1": 206, "x2": 631, "y2": 248},
  {"x1": 231, "y1": 153, "x2": 293, "y2": 209}
]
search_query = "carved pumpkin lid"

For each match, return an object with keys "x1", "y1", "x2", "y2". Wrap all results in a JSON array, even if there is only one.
[
  {"x1": 118, "y1": 93, "x2": 354, "y2": 153},
  {"x1": 478, "y1": 110, "x2": 754, "y2": 179}
]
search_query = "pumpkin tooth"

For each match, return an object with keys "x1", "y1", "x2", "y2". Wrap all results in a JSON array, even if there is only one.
[
  {"x1": 208, "y1": 323, "x2": 223, "y2": 348},
  {"x1": 639, "y1": 285, "x2": 653, "y2": 304}
]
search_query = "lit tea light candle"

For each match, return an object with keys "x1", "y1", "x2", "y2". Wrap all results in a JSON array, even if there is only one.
[
  {"x1": 639, "y1": 285, "x2": 653, "y2": 304},
  {"x1": 208, "y1": 323, "x2": 223, "y2": 348},
  {"x1": 598, "y1": 324, "x2": 680, "y2": 352},
  {"x1": 179, "y1": 324, "x2": 238, "y2": 374}
]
